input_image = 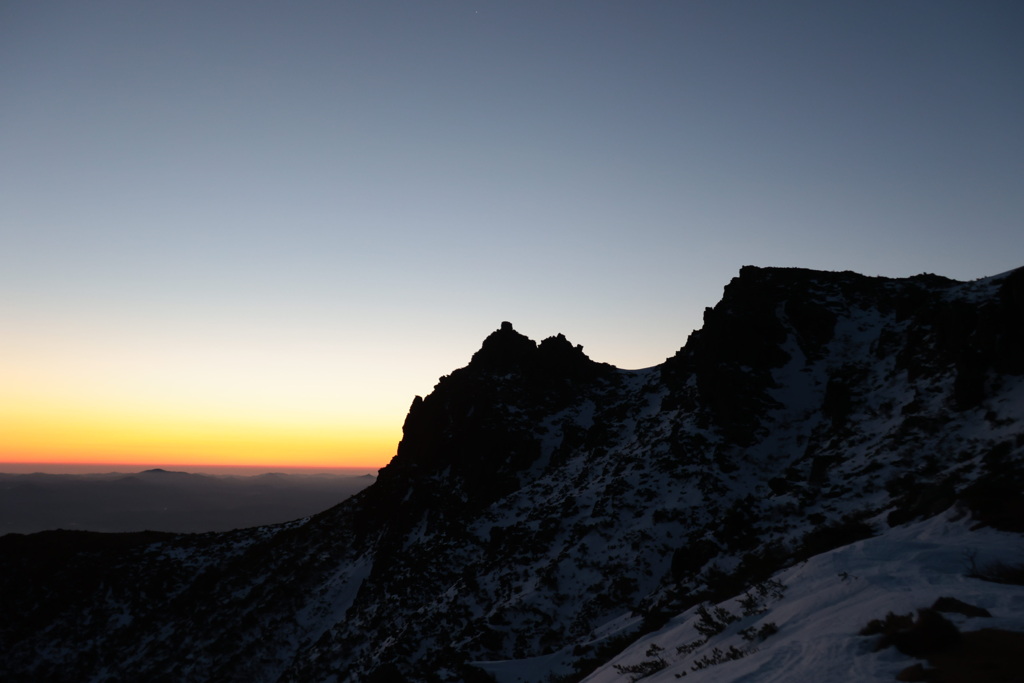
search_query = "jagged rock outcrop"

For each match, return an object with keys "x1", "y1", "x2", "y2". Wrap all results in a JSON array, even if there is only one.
[{"x1": 2, "y1": 266, "x2": 1022, "y2": 683}]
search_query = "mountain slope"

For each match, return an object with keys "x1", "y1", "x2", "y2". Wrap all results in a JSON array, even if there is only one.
[
  {"x1": 571, "y1": 508, "x2": 1024, "y2": 683},
  {"x1": 2, "y1": 265, "x2": 1022, "y2": 683}
]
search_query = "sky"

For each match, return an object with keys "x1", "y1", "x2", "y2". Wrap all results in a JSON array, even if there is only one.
[{"x1": 2, "y1": 1, "x2": 1023, "y2": 472}]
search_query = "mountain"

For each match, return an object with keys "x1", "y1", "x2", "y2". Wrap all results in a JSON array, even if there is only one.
[{"x1": 2, "y1": 265, "x2": 1023, "y2": 683}]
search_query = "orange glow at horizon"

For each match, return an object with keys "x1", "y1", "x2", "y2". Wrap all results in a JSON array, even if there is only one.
[
  {"x1": 1, "y1": 404, "x2": 400, "y2": 470},
  {"x1": 0, "y1": 334, "x2": 423, "y2": 471}
]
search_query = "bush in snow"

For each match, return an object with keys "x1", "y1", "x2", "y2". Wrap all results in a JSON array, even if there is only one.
[
  {"x1": 612, "y1": 643, "x2": 667, "y2": 681},
  {"x1": 693, "y1": 604, "x2": 739, "y2": 638}
]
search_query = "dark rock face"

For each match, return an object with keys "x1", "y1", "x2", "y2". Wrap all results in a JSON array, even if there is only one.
[
  {"x1": 880, "y1": 608, "x2": 962, "y2": 657},
  {"x1": 375, "y1": 322, "x2": 615, "y2": 518},
  {"x1": 663, "y1": 267, "x2": 793, "y2": 445},
  {"x1": 468, "y1": 320, "x2": 538, "y2": 369},
  {"x1": 2, "y1": 266, "x2": 1023, "y2": 683}
]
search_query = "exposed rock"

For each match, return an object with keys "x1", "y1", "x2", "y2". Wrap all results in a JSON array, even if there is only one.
[
  {"x1": 931, "y1": 597, "x2": 992, "y2": 618},
  {"x1": 880, "y1": 608, "x2": 962, "y2": 657},
  {"x1": 2, "y1": 265, "x2": 1023, "y2": 683}
]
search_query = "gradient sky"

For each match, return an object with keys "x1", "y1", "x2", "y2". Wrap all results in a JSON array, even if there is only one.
[{"x1": 2, "y1": 1, "x2": 1023, "y2": 470}]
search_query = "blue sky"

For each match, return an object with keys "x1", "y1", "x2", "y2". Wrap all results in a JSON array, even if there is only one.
[{"x1": 2, "y1": 1, "x2": 1022, "y2": 467}]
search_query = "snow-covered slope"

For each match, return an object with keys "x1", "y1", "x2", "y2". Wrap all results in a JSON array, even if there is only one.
[
  {"x1": 570, "y1": 508, "x2": 1024, "y2": 683},
  {"x1": 2, "y1": 265, "x2": 1022, "y2": 683}
]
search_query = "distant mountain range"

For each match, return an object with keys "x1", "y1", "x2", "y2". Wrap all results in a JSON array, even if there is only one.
[
  {"x1": 0, "y1": 469, "x2": 375, "y2": 534},
  {"x1": 2, "y1": 265, "x2": 1022, "y2": 682}
]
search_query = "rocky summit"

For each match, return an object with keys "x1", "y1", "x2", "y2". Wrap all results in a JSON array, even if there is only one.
[{"x1": 3, "y1": 266, "x2": 1023, "y2": 682}]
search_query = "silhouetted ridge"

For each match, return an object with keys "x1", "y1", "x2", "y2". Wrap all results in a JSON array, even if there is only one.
[
  {"x1": 466, "y1": 322, "x2": 608, "y2": 380},
  {"x1": 663, "y1": 266, "x2": 843, "y2": 443},
  {"x1": 537, "y1": 333, "x2": 602, "y2": 381},
  {"x1": 468, "y1": 321, "x2": 537, "y2": 369},
  {"x1": 5, "y1": 264, "x2": 1024, "y2": 683},
  {"x1": 660, "y1": 266, "x2": 1024, "y2": 442},
  {"x1": 377, "y1": 323, "x2": 612, "y2": 516}
]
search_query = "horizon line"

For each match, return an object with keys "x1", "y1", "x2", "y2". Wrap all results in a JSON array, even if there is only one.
[{"x1": 0, "y1": 461, "x2": 385, "y2": 475}]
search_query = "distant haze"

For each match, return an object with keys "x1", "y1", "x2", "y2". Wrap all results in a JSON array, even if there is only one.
[
  {"x1": 0, "y1": 462, "x2": 378, "y2": 476},
  {"x1": 0, "y1": 469, "x2": 376, "y2": 535}
]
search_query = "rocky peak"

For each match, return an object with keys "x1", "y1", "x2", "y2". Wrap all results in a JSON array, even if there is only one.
[
  {"x1": 467, "y1": 321, "x2": 537, "y2": 370},
  {"x1": 466, "y1": 322, "x2": 609, "y2": 381},
  {"x1": 5, "y1": 265, "x2": 1023, "y2": 683},
  {"x1": 536, "y1": 332, "x2": 602, "y2": 381},
  {"x1": 377, "y1": 323, "x2": 612, "y2": 513}
]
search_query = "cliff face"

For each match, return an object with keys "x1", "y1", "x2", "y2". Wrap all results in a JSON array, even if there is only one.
[
  {"x1": 375, "y1": 321, "x2": 615, "y2": 516},
  {"x1": 3, "y1": 266, "x2": 1023, "y2": 683}
]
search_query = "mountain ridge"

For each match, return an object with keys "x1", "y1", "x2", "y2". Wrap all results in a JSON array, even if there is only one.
[{"x1": 2, "y1": 265, "x2": 1022, "y2": 682}]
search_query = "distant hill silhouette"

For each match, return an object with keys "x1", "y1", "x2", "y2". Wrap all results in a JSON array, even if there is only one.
[{"x1": 0, "y1": 470, "x2": 375, "y2": 534}]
